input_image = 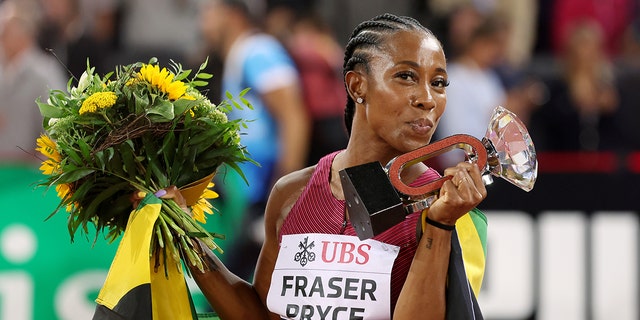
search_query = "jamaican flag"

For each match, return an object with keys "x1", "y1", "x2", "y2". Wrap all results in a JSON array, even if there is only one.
[
  {"x1": 92, "y1": 193, "x2": 198, "y2": 320},
  {"x1": 421, "y1": 208, "x2": 487, "y2": 320}
]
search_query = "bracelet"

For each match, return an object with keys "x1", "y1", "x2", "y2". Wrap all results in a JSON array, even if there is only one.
[{"x1": 425, "y1": 215, "x2": 455, "y2": 231}]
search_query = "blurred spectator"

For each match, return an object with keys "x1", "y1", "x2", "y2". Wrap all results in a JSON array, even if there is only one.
[
  {"x1": 619, "y1": 10, "x2": 640, "y2": 68},
  {"x1": 198, "y1": 0, "x2": 310, "y2": 280},
  {"x1": 0, "y1": 0, "x2": 66, "y2": 162},
  {"x1": 420, "y1": 0, "x2": 537, "y2": 67},
  {"x1": 116, "y1": 0, "x2": 199, "y2": 65},
  {"x1": 614, "y1": 14, "x2": 640, "y2": 150},
  {"x1": 435, "y1": 9, "x2": 511, "y2": 168},
  {"x1": 37, "y1": 0, "x2": 120, "y2": 78},
  {"x1": 494, "y1": 0, "x2": 537, "y2": 69},
  {"x1": 265, "y1": 4, "x2": 349, "y2": 166},
  {"x1": 550, "y1": 0, "x2": 635, "y2": 58},
  {"x1": 530, "y1": 19, "x2": 621, "y2": 151}
]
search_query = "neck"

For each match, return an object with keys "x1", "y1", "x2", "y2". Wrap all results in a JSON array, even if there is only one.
[{"x1": 336, "y1": 141, "x2": 428, "y2": 186}]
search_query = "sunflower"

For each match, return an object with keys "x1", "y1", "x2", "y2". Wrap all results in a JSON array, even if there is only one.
[
  {"x1": 55, "y1": 183, "x2": 76, "y2": 212},
  {"x1": 37, "y1": 134, "x2": 75, "y2": 207},
  {"x1": 79, "y1": 91, "x2": 117, "y2": 115},
  {"x1": 36, "y1": 134, "x2": 61, "y2": 174},
  {"x1": 191, "y1": 183, "x2": 219, "y2": 224},
  {"x1": 137, "y1": 64, "x2": 189, "y2": 101}
]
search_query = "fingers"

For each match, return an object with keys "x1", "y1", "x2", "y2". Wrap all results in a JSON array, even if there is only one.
[
  {"x1": 444, "y1": 162, "x2": 483, "y2": 186},
  {"x1": 428, "y1": 162, "x2": 488, "y2": 226},
  {"x1": 451, "y1": 170, "x2": 471, "y2": 188},
  {"x1": 442, "y1": 162, "x2": 487, "y2": 200}
]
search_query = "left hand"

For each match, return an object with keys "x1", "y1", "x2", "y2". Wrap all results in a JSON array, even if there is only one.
[{"x1": 428, "y1": 162, "x2": 487, "y2": 225}]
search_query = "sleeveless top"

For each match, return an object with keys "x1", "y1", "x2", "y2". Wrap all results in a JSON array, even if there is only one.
[{"x1": 279, "y1": 151, "x2": 441, "y2": 311}]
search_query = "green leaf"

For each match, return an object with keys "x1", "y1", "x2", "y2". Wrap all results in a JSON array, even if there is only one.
[
  {"x1": 55, "y1": 168, "x2": 95, "y2": 184},
  {"x1": 191, "y1": 80, "x2": 208, "y2": 87},
  {"x1": 94, "y1": 150, "x2": 106, "y2": 170},
  {"x1": 146, "y1": 99, "x2": 175, "y2": 120},
  {"x1": 186, "y1": 127, "x2": 222, "y2": 147},
  {"x1": 239, "y1": 97, "x2": 253, "y2": 110},
  {"x1": 37, "y1": 99, "x2": 66, "y2": 118},
  {"x1": 133, "y1": 90, "x2": 150, "y2": 113},
  {"x1": 232, "y1": 100, "x2": 244, "y2": 110},
  {"x1": 200, "y1": 56, "x2": 209, "y2": 69},
  {"x1": 61, "y1": 143, "x2": 84, "y2": 165},
  {"x1": 173, "y1": 98, "x2": 197, "y2": 116},
  {"x1": 196, "y1": 72, "x2": 213, "y2": 80},
  {"x1": 78, "y1": 138, "x2": 92, "y2": 163},
  {"x1": 84, "y1": 181, "x2": 130, "y2": 221},
  {"x1": 104, "y1": 147, "x2": 123, "y2": 175},
  {"x1": 159, "y1": 131, "x2": 177, "y2": 170},
  {"x1": 174, "y1": 69, "x2": 192, "y2": 81},
  {"x1": 119, "y1": 141, "x2": 138, "y2": 179},
  {"x1": 143, "y1": 137, "x2": 168, "y2": 187}
]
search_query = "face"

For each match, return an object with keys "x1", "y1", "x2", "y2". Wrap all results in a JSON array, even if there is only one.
[
  {"x1": 199, "y1": 1, "x2": 228, "y2": 51},
  {"x1": 355, "y1": 29, "x2": 448, "y2": 153},
  {"x1": 0, "y1": 5, "x2": 26, "y2": 58}
]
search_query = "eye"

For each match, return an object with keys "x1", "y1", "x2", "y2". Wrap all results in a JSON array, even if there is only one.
[
  {"x1": 432, "y1": 78, "x2": 450, "y2": 88},
  {"x1": 396, "y1": 71, "x2": 417, "y2": 82}
]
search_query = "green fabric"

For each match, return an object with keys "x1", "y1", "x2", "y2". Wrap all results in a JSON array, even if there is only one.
[
  {"x1": 469, "y1": 207, "x2": 488, "y2": 258},
  {"x1": 197, "y1": 312, "x2": 220, "y2": 320}
]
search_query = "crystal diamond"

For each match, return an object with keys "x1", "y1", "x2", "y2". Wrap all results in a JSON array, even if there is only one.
[{"x1": 484, "y1": 106, "x2": 538, "y2": 191}]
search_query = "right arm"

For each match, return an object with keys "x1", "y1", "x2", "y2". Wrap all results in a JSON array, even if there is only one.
[
  {"x1": 190, "y1": 166, "x2": 315, "y2": 319},
  {"x1": 190, "y1": 243, "x2": 271, "y2": 320},
  {"x1": 394, "y1": 162, "x2": 487, "y2": 319}
]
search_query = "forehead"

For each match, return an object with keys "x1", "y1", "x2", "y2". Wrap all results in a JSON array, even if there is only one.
[{"x1": 376, "y1": 29, "x2": 445, "y2": 66}]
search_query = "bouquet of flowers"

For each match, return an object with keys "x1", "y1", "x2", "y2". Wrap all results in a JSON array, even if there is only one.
[{"x1": 35, "y1": 57, "x2": 254, "y2": 274}]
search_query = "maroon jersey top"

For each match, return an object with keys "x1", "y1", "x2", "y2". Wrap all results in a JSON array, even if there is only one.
[{"x1": 279, "y1": 151, "x2": 441, "y2": 310}]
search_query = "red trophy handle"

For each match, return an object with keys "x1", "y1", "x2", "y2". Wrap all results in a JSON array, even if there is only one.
[{"x1": 387, "y1": 134, "x2": 488, "y2": 197}]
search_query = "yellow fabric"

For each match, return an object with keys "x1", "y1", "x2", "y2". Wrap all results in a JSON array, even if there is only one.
[
  {"x1": 455, "y1": 212, "x2": 486, "y2": 296},
  {"x1": 95, "y1": 198, "x2": 160, "y2": 309},
  {"x1": 150, "y1": 258, "x2": 194, "y2": 319},
  {"x1": 96, "y1": 194, "x2": 194, "y2": 320},
  {"x1": 421, "y1": 210, "x2": 486, "y2": 297}
]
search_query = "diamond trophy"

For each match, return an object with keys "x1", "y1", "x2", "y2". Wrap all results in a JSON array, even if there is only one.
[{"x1": 340, "y1": 106, "x2": 537, "y2": 240}]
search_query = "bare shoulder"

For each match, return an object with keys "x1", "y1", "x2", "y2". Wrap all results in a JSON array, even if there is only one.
[
  {"x1": 274, "y1": 165, "x2": 316, "y2": 196},
  {"x1": 267, "y1": 165, "x2": 316, "y2": 227}
]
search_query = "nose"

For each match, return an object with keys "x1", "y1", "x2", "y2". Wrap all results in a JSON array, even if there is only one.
[{"x1": 411, "y1": 86, "x2": 436, "y2": 110}]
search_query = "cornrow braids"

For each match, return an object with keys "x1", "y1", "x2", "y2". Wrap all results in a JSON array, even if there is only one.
[{"x1": 342, "y1": 13, "x2": 435, "y2": 135}]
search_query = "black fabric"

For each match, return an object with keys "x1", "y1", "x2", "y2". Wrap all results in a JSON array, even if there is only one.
[
  {"x1": 446, "y1": 230, "x2": 484, "y2": 320},
  {"x1": 93, "y1": 305, "x2": 126, "y2": 320},
  {"x1": 92, "y1": 284, "x2": 152, "y2": 320}
]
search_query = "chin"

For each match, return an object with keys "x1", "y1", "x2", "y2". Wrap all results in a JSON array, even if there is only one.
[{"x1": 400, "y1": 140, "x2": 430, "y2": 154}]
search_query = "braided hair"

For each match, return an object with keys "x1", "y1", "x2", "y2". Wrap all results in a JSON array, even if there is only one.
[{"x1": 342, "y1": 13, "x2": 436, "y2": 135}]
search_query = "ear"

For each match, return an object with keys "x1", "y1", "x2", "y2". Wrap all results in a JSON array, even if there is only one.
[{"x1": 345, "y1": 70, "x2": 367, "y2": 101}]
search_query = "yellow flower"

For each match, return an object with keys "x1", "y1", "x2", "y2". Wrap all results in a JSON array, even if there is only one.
[
  {"x1": 56, "y1": 183, "x2": 70, "y2": 199},
  {"x1": 36, "y1": 135, "x2": 75, "y2": 206},
  {"x1": 55, "y1": 183, "x2": 76, "y2": 212},
  {"x1": 36, "y1": 134, "x2": 61, "y2": 174},
  {"x1": 191, "y1": 183, "x2": 219, "y2": 224},
  {"x1": 79, "y1": 91, "x2": 117, "y2": 115},
  {"x1": 137, "y1": 64, "x2": 188, "y2": 101}
]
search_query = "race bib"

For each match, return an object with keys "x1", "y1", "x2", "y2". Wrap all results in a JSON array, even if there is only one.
[{"x1": 267, "y1": 234, "x2": 400, "y2": 320}]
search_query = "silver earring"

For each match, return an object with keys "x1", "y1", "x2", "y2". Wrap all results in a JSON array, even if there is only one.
[{"x1": 356, "y1": 97, "x2": 363, "y2": 104}]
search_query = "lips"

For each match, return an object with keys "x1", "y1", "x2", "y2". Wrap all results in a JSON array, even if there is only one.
[{"x1": 407, "y1": 119, "x2": 434, "y2": 135}]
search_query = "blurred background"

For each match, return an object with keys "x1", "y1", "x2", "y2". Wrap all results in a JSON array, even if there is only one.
[{"x1": 1, "y1": 0, "x2": 639, "y2": 319}]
